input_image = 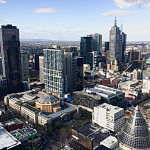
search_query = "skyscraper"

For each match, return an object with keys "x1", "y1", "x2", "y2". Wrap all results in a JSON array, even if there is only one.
[
  {"x1": 0, "y1": 25, "x2": 21, "y2": 84},
  {"x1": 39, "y1": 56, "x2": 45, "y2": 83},
  {"x1": 92, "y1": 33, "x2": 102, "y2": 53},
  {"x1": 121, "y1": 32, "x2": 127, "y2": 63},
  {"x1": 109, "y1": 18, "x2": 126, "y2": 70},
  {"x1": 80, "y1": 36, "x2": 93, "y2": 64},
  {"x1": 105, "y1": 42, "x2": 109, "y2": 52},
  {"x1": 44, "y1": 47, "x2": 83, "y2": 98},
  {"x1": 109, "y1": 18, "x2": 122, "y2": 62},
  {"x1": 64, "y1": 50, "x2": 83, "y2": 92},
  {"x1": 20, "y1": 51, "x2": 29, "y2": 81},
  {"x1": 44, "y1": 48, "x2": 64, "y2": 98},
  {"x1": 80, "y1": 34, "x2": 102, "y2": 70}
]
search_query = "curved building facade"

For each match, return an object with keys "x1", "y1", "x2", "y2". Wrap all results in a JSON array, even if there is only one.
[
  {"x1": 119, "y1": 106, "x2": 150, "y2": 150},
  {"x1": 36, "y1": 96, "x2": 61, "y2": 113}
]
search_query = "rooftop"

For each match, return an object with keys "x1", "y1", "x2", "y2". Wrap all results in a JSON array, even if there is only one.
[
  {"x1": 0, "y1": 125, "x2": 21, "y2": 149},
  {"x1": 22, "y1": 103, "x2": 40, "y2": 113},
  {"x1": 39, "y1": 107, "x2": 76, "y2": 119},
  {"x1": 73, "y1": 123, "x2": 110, "y2": 140},
  {"x1": 4, "y1": 118, "x2": 23, "y2": 126},
  {"x1": 96, "y1": 103, "x2": 123, "y2": 113},
  {"x1": 74, "y1": 90, "x2": 102, "y2": 100},
  {"x1": 22, "y1": 93, "x2": 37, "y2": 101},
  {"x1": 11, "y1": 127, "x2": 37, "y2": 142},
  {"x1": 100, "y1": 136, "x2": 118, "y2": 148},
  {"x1": 85, "y1": 84, "x2": 123, "y2": 99},
  {"x1": 38, "y1": 95, "x2": 58, "y2": 104},
  {"x1": 1, "y1": 24, "x2": 17, "y2": 29}
]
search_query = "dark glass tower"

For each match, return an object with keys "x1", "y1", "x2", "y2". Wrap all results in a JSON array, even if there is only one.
[
  {"x1": 121, "y1": 32, "x2": 127, "y2": 63},
  {"x1": 0, "y1": 25, "x2": 21, "y2": 84},
  {"x1": 80, "y1": 34, "x2": 102, "y2": 70},
  {"x1": 80, "y1": 36, "x2": 93, "y2": 64},
  {"x1": 119, "y1": 106, "x2": 150, "y2": 150}
]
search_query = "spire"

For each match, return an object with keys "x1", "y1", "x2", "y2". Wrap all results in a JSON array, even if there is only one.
[
  {"x1": 114, "y1": 16, "x2": 117, "y2": 26},
  {"x1": 118, "y1": 106, "x2": 150, "y2": 149}
]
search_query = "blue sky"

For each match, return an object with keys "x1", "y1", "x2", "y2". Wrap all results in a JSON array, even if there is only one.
[{"x1": 0, "y1": 0, "x2": 150, "y2": 41}]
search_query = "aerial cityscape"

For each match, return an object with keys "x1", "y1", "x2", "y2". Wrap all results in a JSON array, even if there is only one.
[{"x1": 0, "y1": 0, "x2": 150, "y2": 150}]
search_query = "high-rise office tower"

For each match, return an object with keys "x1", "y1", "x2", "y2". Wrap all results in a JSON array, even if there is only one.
[
  {"x1": 64, "y1": 50, "x2": 83, "y2": 92},
  {"x1": 39, "y1": 56, "x2": 45, "y2": 83},
  {"x1": 105, "y1": 42, "x2": 110, "y2": 52},
  {"x1": 109, "y1": 18, "x2": 122, "y2": 63},
  {"x1": 44, "y1": 48, "x2": 64, "y2": 98},
  {"x1": 92, "y1": 33, "x2": 102, "y2": 53},
  {"x1": 20, "y1": 51, "x2": 29, "y2": 81},
  {"x1": 44, "y1": 47, "x2": 83, "y2": 98},
  {"x1": 121, "y1": 32, "x2": 127, "y2": 63},
  {"x1": 128, "y1": 49, "x2": 142, "y2": 70},
  {"x1": 109, "y1": 18, "x2": 126, "y2": 70},
  {"x1": 89, "y1": 51, "x2": 101, "y2": 70},
  {"x1": 80, "y1": 34, "x2": 102, "y2": 70},
  {"x1": 80, "y1": 36, "x2": 93, "y2": 64},
  {"x1": 0, "y1": 25, "x2": 21, "y2": 84},
  {"x1": 0, "y1": 57, "x2": 3, "y2": 75}
]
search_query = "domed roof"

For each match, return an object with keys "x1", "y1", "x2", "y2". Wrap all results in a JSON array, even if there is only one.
[
  {"x1": 39, "y1": 96, "x2": 58, "y2": 104},
  {"x1": 118, "y1": 106, "x2": 150, "y2": 150}
]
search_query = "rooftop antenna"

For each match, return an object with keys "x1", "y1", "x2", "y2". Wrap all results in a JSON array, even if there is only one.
[{"x1": 115, "y1": 16, "x2": 117, "y2": 26}]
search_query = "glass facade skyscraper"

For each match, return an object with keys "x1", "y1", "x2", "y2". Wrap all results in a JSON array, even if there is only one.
[
  {"x1": 80, "y1": 34, "x2": 102, "y2": 70},
  {"x1": 44, "y1": 49, "x2": 64, "y2": 98},
  {"x1": 109, "y1": 18, "x2": 127, "y2": 69},
  {"x1": 0, "y1": 25, "x2": 21, "y2": 84},
  {"x1": 80, "y1": 36, "x2": 93, "y2": 64},
  {"x1": 44, "y1": 48, "x2": 83, "y2": 98}
]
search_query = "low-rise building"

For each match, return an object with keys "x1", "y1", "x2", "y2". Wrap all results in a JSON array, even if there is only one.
[
  {"x1": 36, "y1": 95, "x2": 61, "y2": 113},
  {"x1": 3, "y1": 118, "x2": 23, "y2": 131},
  {"x1": 21, "y1": 103, "x2": 39, "y2": 124},
  {"x1": 38, "y1": 107, "x2": 76, "y2": 126},
  {"x1": 0, "y1": 125, "x2": 21, "y2": 150},
  {"x1": 142, "y1": 77, "x2": 150, "y2": 94},
  {"x1": 4, "y1": 90, "x2": 77, "y2": 127},
  {"x1": 92, "y1": 103, "x2": 125, "y2": 132},
  {"x1": 119, "y1": 80, "x2": 142, "y2": 100},
  {"x1": 100, "y1": 136, "x2": 118, "y2": 149},
  {"x1": 71, "y1": 123, "x2": 110, "y2": 150},
  {"x1": 73, "y1": 90, "x2": 102, "y2": 109},
  {"x1": 73, "y1": 84, "x2": 125, "y2": 109},
  {"x1": 11, "y1": 127, "x2": 42, "y2": 150},
  {"x1": 86, "y1": 85, "x2": 124, "y2": 106}
]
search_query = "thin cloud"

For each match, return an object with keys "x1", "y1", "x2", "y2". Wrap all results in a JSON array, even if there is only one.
[
  {"x1": 0, "y1": 0, "x2": 7, "y2": 4},
  {"x1": 102, "y1": 10, "x2": 138, "y2": 16},
  {"x1": 113, "y1": 0, "x2": 150, "y2": 8},
  {"x1": 33, "y1": 8, "x2": 57, "y2": 14},
  {"x1": 0, "y1": 18, "x2": 15, "y2": 23}
]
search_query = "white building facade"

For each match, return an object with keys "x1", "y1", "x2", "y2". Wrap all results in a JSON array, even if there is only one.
[
  {"x1": 92, "y1": 103, "x2": 125, "y2": 132},
  {"x1": 142, "y1": 77, "x2": 150, "y2": 94}
]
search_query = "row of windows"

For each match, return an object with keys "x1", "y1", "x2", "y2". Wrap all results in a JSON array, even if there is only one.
[{"x1": 119, "y1": 133, "x2": 150, "y2": 149}]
